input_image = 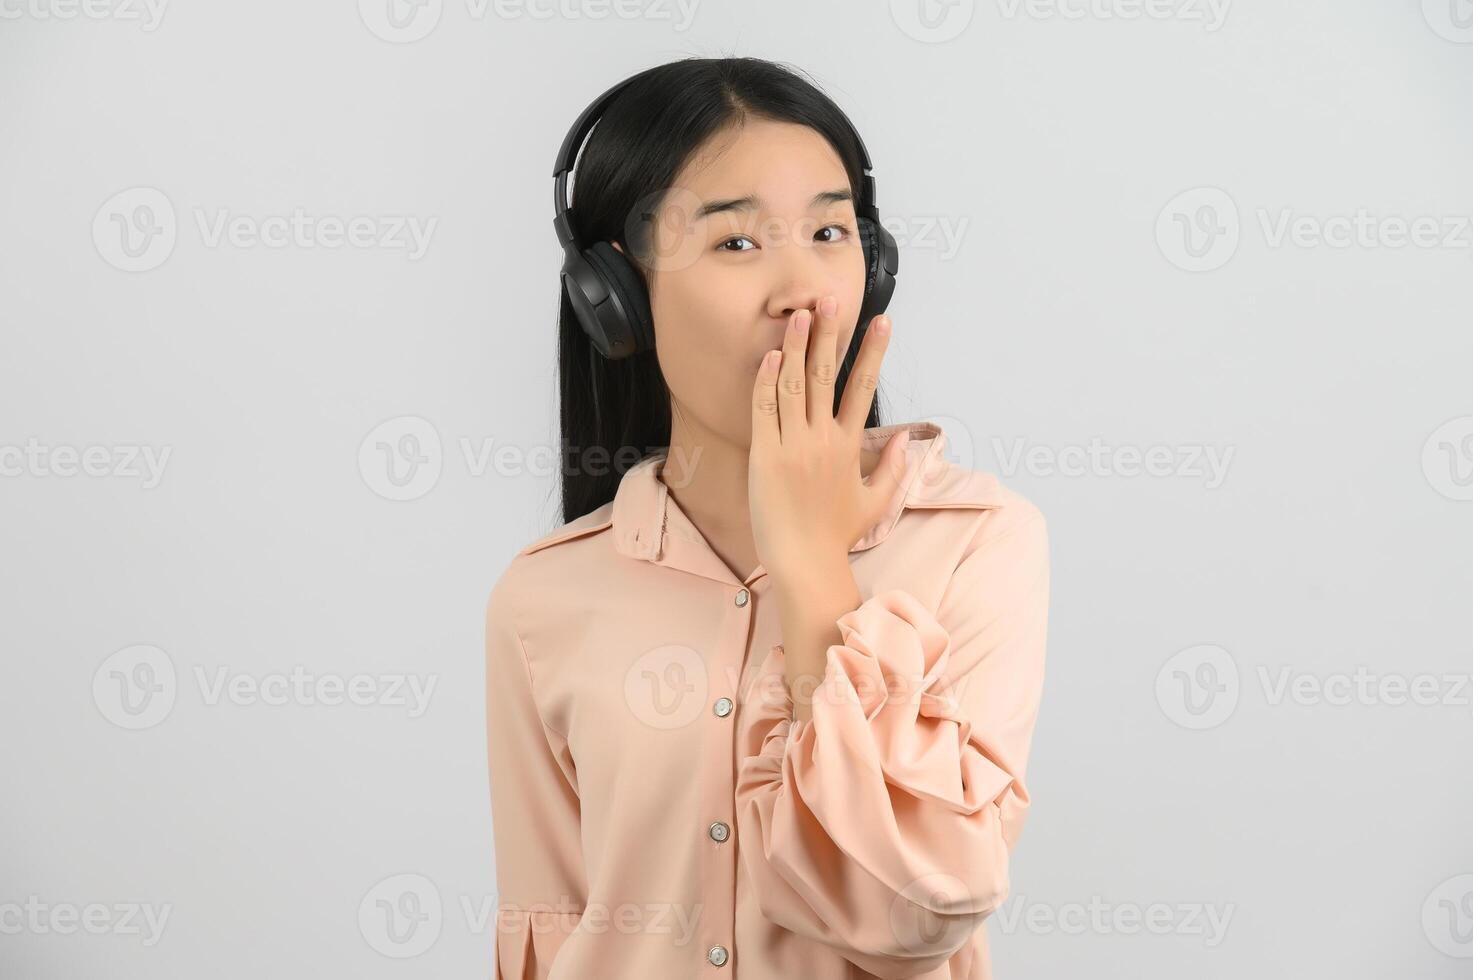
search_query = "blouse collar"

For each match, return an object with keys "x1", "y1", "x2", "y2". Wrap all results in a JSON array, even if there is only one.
[{"x1": 609, "y1": 420, "x2": 1001, "y2": 578}]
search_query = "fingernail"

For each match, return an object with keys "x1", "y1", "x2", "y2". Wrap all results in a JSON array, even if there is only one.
[
  {"x1": 820, "y1": 296, "x2": 837, "y2": 317},
  {"x1": 874, "y1": 316, "x2": 891, "y2": 336},
  {"x1": 794, "y1": 310, "x2": 810, "y2": 332}
]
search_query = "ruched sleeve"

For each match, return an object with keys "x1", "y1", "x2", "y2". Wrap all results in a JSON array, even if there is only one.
[
  {"x1": 735, "y1": 507, "x2": 1049, "y2": 980},
  {"x1": 485, "y1": 574, "x2": 586, "y2": 979}
]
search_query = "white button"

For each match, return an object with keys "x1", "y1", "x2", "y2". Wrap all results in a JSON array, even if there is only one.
[
  {"x1": 734, "y1": 589, "x2": 749, "y2": 607},
  {"x1": 707, "y1": 944, "x2": 729, "y2": 967},
  {"x1": 713, "y1": 697, "x2": 733, "y2": 718},
  {"x1": 709, "y1": 821, "x2": 730, "y2": 843}
]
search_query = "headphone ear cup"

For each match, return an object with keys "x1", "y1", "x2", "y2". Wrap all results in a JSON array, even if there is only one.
[
  {"x1": 856, "y1": 215, "x2": 898, "y2": 329},
  {"x1": 858, "y1": 216, "x2": 878, "y2": 295},
  {"x1": 577, "y1": 240, "x2": 656, "y2": 359}
]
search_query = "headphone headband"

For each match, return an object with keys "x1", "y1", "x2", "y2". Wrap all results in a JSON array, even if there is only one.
[{"x1": 552, "y1": 65, "x2": 880, "y2": 253}]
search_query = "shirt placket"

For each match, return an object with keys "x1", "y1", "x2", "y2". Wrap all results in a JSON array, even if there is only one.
[
  {"x1": 637, "y1": 471, "x2": 776, "y2": 973},
  {"x1": 698, "y1": 571, "x2": 763, "y2": 972}
]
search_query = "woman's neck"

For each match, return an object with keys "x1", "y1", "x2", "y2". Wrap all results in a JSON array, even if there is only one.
[{"x1": 655, "y1": 413, "x2": 881, "y2": 580}]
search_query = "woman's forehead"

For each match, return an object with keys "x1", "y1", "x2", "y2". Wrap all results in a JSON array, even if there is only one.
[{"x1": 673, "y1": 120, "x2": 849, "y2": 202}]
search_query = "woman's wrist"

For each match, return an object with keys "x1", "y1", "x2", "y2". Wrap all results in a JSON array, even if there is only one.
[{"x1": 769, "y1": 552, "x2": 862, "y2": 724}]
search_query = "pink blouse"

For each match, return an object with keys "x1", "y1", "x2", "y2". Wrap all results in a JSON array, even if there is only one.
[{"x1": 485, "y1": 419, "x2": 1050, "y2": 979}]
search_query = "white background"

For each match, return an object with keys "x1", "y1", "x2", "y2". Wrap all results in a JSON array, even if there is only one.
[{"x1": 2, "y1": 0, "x2": 1471, "y2": 976}]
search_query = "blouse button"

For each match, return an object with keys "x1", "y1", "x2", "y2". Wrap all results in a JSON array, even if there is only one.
[
  {"x1": 707, "y1": 944, "x2": 729, "y2": 967},
  {"x1": 708, "y1": 821, "x2": 730, "y2": 843},
  {"x1": 734, "y1": 588, "x2": 749, "y2": 607},
  {"x1": 713, "y1": 697, "x2": 733, "y2": 718}
]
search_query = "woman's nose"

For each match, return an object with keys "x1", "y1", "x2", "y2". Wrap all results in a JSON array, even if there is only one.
[{"x1": 769, "y1": 244, "x2": 828, "y2": 320}]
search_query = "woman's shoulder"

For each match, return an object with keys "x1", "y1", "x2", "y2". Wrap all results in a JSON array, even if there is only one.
[
  {"x1": 899, "y1": 455, "x2": 1048, "y2": 582},
  {"x1": 514, "y1": 501, "x2": 618, "y2": 559},
  {"x1": 905, "y1": 442, "x2": 1046, "y2": 535},
  {"x1": 485, "y1": 501, "x2": 619, "y2": 627}
]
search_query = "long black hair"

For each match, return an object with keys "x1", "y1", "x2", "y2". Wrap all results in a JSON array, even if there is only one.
[{"x1": 555, "y1": 56, "x2": 887, "y2": 526}]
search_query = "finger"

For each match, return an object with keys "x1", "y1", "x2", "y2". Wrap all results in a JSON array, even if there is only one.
[
  {"x1": 807, "y1": 295, "x2": 840, "y2": 424},
  {"x1": 777, "y1": 308, "x2": 811, "y2": 436},
  {"x1": 751, "y1": 348, "x2": 782, "y2": 448},
  {"x1": 837, "y1": 313, "x2": 892, "y2": 434}
]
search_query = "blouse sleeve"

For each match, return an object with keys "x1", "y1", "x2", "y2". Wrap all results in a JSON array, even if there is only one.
[
  {"x1": 734, "y1": 506, "x2": 1050, "y2": 980},
  {"x1": 485, "y1": 574, "x2": 586, "y2": 979}
]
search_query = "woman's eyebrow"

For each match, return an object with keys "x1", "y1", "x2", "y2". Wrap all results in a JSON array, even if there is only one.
[{"x1": 694, "y1": 189, "x2": 852, "y2": 219}]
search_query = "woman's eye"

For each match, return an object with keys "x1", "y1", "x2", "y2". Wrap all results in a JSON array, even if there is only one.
[{"x1": 715, "y1": 224, "x2": 853, "y2": 252}]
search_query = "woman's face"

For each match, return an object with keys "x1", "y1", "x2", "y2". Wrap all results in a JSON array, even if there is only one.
[{"x1": 615, "y1": 118, "x2": 868, "y2": 448}]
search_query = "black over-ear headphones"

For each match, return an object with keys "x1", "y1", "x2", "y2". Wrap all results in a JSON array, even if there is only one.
[{"x1": 552, "y1": 66, "x2": 900, "y2": 360}]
